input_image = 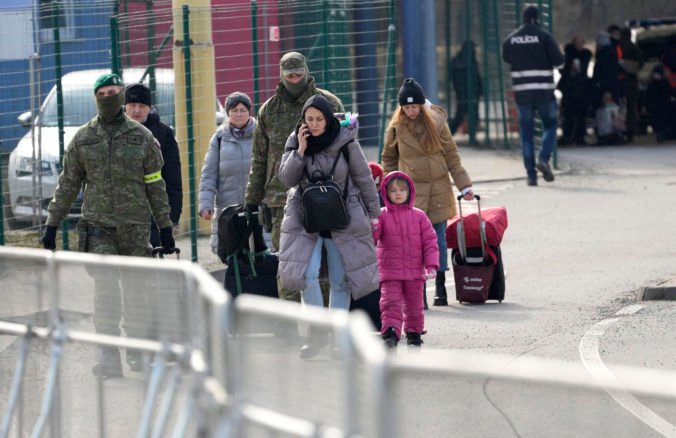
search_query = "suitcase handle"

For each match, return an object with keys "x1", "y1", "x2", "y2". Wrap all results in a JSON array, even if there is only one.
[
  {"x1": 455, "y1": 195, "x2": 487, "y2": 263},
  {"x1": 152, "y1": 247, "x2": 181, "y2": 259}
]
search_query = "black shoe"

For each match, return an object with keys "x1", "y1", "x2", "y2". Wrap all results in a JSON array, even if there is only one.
[
  {"x1": 527, "y1": 176, "x2": 538, "y2": 186},
  {"x1": 536, "y1": 161, "x2": 554, "y2": 182},
  {"x1": 92, "y1": 348, "x2": 123, "y2": 379},
  {"x1": 382, "y1": 327, "x2": 398, "y2": 349},
  {"x1": 299, "y1": 328, "x2": 328, "y2": 359},
  {"x1": 406, "y1": 332, "x2": 423, "y2": 347},
  {"x1": 126, "y1": 351, "x2": 145, "y2": 372},
  {"x1": 433, "y1": 272, "x2": 448, "y2": 306}
]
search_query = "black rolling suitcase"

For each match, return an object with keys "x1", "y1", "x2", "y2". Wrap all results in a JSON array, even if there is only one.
[
  {"x1": 218, "y1": 204, "x2": 279, "y2": 298},
  {"x1": 349, "y1": 289, "x2": 381, "y2": 331}
]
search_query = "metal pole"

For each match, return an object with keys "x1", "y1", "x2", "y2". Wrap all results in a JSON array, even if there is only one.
[
  {"x1": 110, "y1": 16, "x2": 121, "y2": 76},
  {"x1": 378, "y1": 1, "x2": 397, "y2": 160},
  {"x1": 146, "y1": 0, "x2": 157, "y2": 103},
  {"x1": 481, "y1": 0, "x2": 491, "y2": 145},
  {"x1": 495, "y1": 0, "x2": 509, "y2": 148},
  {"x1": 53, "y1": 1, "x2": 69, "y2": 250},
  {"x1": 322, "y1": 0, "x2": 329, "y2": 88},
  {"x1": 250, "y1": 0, "x2": 259, "y2": 113},
  {"x1": 182, "y1": 5, "x2": 198, "y2": 263},
  {"x1": 0, "y1": 153, "x2": 4, "y2": 245},
  {"x1": 445, "y1": 0, "x2": 452, "y2": 121},
  {"x1": 465, "y1": 0, "x2": 477, "y2": 144}
]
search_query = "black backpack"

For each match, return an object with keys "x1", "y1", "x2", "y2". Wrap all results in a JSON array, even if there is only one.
[
  {"x1": 217, "y1": 204, "x2": 267, "y2": 263},
  {"x1": 300, "y1": 145, "x2": 350, "y2": 233}
]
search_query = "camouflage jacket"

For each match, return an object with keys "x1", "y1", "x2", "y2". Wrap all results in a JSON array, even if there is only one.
[
  {"x1": 245, "y1": 77, "x2": 343, "y2": 207},
  {"x1": 46, "y1": 114, "x2": 172, "y2": 229}
]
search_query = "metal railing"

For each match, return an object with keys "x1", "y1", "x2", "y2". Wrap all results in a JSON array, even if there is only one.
[{"x1": 1, "y1": 246, "x2": 676, "y2": 437}]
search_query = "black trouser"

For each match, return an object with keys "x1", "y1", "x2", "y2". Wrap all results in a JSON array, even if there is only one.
[
  {"x1": 561, "y1": 98, "x2": 588, "y2": 143},
  {"x1": 622, "y1": 77, "x2": 639, "y2": 139}
]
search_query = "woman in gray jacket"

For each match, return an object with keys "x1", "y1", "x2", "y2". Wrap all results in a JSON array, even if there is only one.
[
  {"x1": 199, "y1": 92, "x2": 256, "y2": 253},
  {"x1": 278, "y1": 95, "x2": 381, "y2": 358}
]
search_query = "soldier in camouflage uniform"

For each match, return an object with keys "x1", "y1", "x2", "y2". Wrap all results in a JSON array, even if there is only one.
[
  {"x1": 42, "y1": 73, "x2": 175, "y2": 378},
  {"x1": 244, "y1": 52, "x2": 343, "y2": 303}
]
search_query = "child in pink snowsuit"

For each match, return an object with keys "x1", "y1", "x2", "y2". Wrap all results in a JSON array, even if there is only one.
[{"x1": 373, "y1": 171, "x2": 439, "y2": 348}]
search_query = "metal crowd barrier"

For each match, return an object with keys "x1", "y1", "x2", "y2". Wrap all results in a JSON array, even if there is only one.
[{"x1": 1, "y1": 246, "x2": 676, "y2": 437}]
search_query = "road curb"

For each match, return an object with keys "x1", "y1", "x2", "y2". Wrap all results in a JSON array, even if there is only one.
[{"x1": 637, "y1": 279, "x2": 676, "y2": 301}]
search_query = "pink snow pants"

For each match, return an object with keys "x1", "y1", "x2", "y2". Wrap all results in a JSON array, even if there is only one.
[{"x1": 379, "y1": 279, "x2": 425, "y2": 339}]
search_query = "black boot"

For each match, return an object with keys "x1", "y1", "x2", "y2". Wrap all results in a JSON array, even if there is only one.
[
  {"x1": 433, "y1": 271, "x2": 448, "y2": 306},
  {"x1": 300, "y1": 327, "x2": 328, "y2": 359},
  {"x1": 92, "y1": 347, "x2": 123, "y2": 379},
  {"x1": 406, "y1": 332, "x2": 423, "y2": 347},
  {"x1": 382, "y1": 327, "x2": 398, "y2": 349}
]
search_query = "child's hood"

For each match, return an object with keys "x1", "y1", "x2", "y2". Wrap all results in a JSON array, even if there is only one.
[{"x1": 380, "y1": 171, "x2": 416, "y2": 210}]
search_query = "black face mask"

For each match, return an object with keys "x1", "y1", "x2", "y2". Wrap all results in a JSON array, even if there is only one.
[{"x1": 95, "y1": 92, "x2": 124, "y2": 122}]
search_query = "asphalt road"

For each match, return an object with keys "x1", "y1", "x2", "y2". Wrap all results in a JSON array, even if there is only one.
[{"x1": 1, "y1": 143, "x2": 675, "y2": 437}]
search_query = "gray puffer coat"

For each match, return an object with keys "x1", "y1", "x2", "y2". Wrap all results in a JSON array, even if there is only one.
[
  {"x1": 199, "y1": 118, "x2": 256, "y2": 251},
  {"x1": 277, "y1": 120, "x2": 381, "y2": 299}
]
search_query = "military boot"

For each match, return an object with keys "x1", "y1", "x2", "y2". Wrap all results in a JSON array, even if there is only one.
[
  {"x1": 406, "y1": 332, "x2": 423, "y2": 347},
  {"x1": 381, "y1": 327, "x2": 398, "y2": 349},
  {"x1": 433, "y1": 271, "x2": 448, "y2": 306},
  {"x1": 92, "y1": 347, "x2": 123, "y2": 379},
  {"x1": 300, "y1": 327, "x2": 328, "y2": 359}
]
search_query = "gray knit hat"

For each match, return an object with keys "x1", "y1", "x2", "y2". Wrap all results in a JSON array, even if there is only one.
[{"x1": 225, "y1": 91, "x2": 252, "y2": 113}]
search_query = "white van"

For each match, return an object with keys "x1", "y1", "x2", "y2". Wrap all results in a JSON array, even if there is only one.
[{"x1": 8, "y1": 68, "x2": 224, "y2": 226}]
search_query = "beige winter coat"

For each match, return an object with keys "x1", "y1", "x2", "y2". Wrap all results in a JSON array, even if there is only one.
[
  {"x1": 277, "y1": 121, "x2": 381, "y2": 299},
  {"x1": 381, "y1": 104, "x2": 472, "y2": 224}
]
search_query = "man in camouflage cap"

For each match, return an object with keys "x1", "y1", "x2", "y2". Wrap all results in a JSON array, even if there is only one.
[
  {"x1": 245, "y1": 52, "x2": 343, "y2": 305},
  {"x1": 42, "y1": 72, "x2": 175, "y2": 378}
]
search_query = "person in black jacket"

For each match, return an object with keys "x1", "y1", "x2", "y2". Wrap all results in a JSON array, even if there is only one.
[
  {"x1": 125, "y1": 83, "x2": 183, "y2": 247},
  {"x1": 557, "y1": 35, "x2": 592, "y2": 145},
  {"x1": 450, "y1": 40, "x2": 483, "y2": 135},
  {"x1": 502, "y1": 5, "x2": 564, "y2": 186}
]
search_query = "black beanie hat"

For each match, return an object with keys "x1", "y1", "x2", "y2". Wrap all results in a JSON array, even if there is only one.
[
  {"x1": 124, "y1": 83, "x2": 151, "y2": 106},
  {"x1": 225, "y1": 91, "x2": 252, "y2": 113},
  {"x1": 522, "y1": 5, "x2": 539, "y2": 23},
  {"x1": 398, "y1": 78, "x2": 425, "y2": 106}
]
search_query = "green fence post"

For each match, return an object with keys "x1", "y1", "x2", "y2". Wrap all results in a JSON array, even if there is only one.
[
  {"x1": 110, "y1": 16, "x2": 121, "y2": 76},
  {"x1": 53, "y1": 1, "x2": 68, "y2": 250},
  {"x1": 445, "y1": 0, "x2": 452, "y2": 124},
  {"x1": 494, "y1": 0, "x2": 509, "y2": 149},
  {"x1": 250, "y1": 0, "x2": 259, "y2": 113},
  {"x1": 464, "y1": 0, "x2": 477, "y2": 145},
  {"x1": 322, "y1": 0, "x2": 329, "y2": 88},
  {"x1": 182, "y1": 5, "x2": 198, "y2": 263},
  {"x1": 0, "y1": 152, "x2": 5, "y2": 245},
  {"x1": 378, "y1": 0, "x2": 397, "y2": 160},
  {"x1": 146, "y1": 0, "x2": 157, "y2": 103}
]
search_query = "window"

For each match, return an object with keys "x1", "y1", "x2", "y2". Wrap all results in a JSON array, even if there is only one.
[{"x1": 38, "y1": 0, "x2": 75, "y2": 41}]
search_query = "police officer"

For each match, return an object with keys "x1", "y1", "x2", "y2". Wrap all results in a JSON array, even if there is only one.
[
  {"x1": 125, "y1": 82, "x2": 183, "y2": 243},
  {"x1": 42, "y1": 73, "x2": 175, "y2": 378},
  {"x1": 502, "y1": 5, "x2": 564, "y2": 186},
  {"x1": 244, "y1": 52, "x2": 343, "y2": 303}
]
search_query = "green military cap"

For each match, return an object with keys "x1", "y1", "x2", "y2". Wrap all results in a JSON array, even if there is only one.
[
  {"x1": 280, "y1": 52, "x2": 306, "y2": 75},
  {"x1": 94, "y1": 73, "x2": 123, "y2": 93}
]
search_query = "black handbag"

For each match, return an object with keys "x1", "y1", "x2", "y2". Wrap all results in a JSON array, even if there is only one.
[{"x1": 300, "y1": 145, "x2": 350, "y2": 233}]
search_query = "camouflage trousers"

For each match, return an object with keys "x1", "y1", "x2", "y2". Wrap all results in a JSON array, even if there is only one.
[
  {"x1": 266, "y1": 206, "x2": 330, "y2": 305},
  {"x1": 78, "y1": 220, "x2": 154, "y2": 339}
]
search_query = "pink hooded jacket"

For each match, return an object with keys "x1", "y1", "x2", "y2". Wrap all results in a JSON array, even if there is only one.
[{"x1": 373, "y1": 171, "x2": 439, "y2": 282}]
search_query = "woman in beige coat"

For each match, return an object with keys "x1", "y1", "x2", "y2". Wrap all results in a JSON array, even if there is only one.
[{"x1": 381, "y1": 78, "x2": 474, "y2": 307}]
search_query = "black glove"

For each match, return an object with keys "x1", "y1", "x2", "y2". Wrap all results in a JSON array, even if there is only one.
[
  {"x1": 245, "y1": 203, "x2": 259, "y2": 215},
  {"x1": 42, "y1": 225, "x2": 58, "y2": 250},
  {"x1": 159, "y1": 227, "x2": 175, "y2": 250}
]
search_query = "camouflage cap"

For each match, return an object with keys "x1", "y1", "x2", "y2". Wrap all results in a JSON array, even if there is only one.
[
  {"x1": 280, "y1": 52, "x2": 306, "y2": 75},
  {"x1": 94, "y1": 73, "x2": 123, "y2": 93}
]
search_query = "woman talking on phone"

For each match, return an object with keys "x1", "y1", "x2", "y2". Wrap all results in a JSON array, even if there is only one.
[{"x1": 277, "y1": 95, "x2": 380, "y2": 358}]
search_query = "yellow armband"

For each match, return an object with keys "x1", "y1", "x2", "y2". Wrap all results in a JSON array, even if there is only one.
[{"x1": 144, "y1": 171, "x2": 163, "y2": 184}]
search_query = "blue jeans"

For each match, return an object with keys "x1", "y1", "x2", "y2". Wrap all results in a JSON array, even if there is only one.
[
  {"x1": 517, "y1": 100, "x2": 558, "y2": 179},
  {"x1": 433, "y1": 222, "x2": 448, "y2": 271},
  {"x1": 302, "y1": 237, "x2": 350, "y2": 310}
]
